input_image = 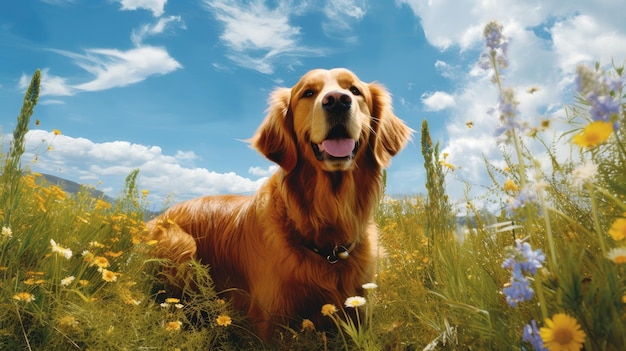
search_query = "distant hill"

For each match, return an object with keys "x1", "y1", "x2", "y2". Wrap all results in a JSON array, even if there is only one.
[
  {"x1": 39, "y1": 173, "x2": 115, "y2": 203},
  {"x1": 38, "y1": 173, "x2": 160, "y2": 219}
]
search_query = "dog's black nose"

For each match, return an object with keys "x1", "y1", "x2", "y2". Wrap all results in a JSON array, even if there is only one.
[{"x1": 322, "y1": 91, "x2": 352, "y2": 114}]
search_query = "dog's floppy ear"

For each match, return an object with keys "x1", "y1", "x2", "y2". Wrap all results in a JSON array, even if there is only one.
[
  {"x1": 250, "y1": 87, "x2": 298, "y2": 172},
  {"x1": 368, "y1": 82, "x2": 412, "y2": 167}
]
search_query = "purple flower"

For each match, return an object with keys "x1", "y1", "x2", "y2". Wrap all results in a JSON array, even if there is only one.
[
  {"x1": 523, "y1": 320, "x2": 547, "y2": 351},
  {"x1": 480, "y1": 21, "x2": 510, "y2": 73},
  {"x1": 575, "y1": 65, "x2": 624, "y2": 124},
  {"x1": 503, "y1": 277, "x2": 534, "y2": 307},
  {"x1": 502, "y1": 240, "x2": 545, "y2": 307},
  {"x1": 505, "y1": 188, "x2": 538, "y2": 213},
  {"x1": 484, "y1": 21, "x2": 507, "y2": 51},
  {"x1": 587, "y1": 94, "x2": 621, "y2": 122}
]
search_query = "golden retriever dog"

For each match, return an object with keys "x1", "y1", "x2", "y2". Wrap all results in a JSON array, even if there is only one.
[{"x1": 145, "y1": 68, "x2": 411, "y2": 341}]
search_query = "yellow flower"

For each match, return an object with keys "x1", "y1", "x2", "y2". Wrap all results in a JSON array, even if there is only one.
[
  {"x1": 321, "y1": 304, "x2": 338, "y2": 316},
  {"x1": 503, "y1": 179, "x2": 519, "y2": 192},
  {"x1": 216, "y1": 314, "x2": 232, "y2": 327},
  {"x1": 58, "y1": 316, "x2": 80, "y2": 334},
  {"x1": 572, "y1": 121, "x2": 613, "y2": 148},
  {"x1": 13, "y1": 292, "x2": 35, "y2": 302},
  {"x1": 52, "y1": 129, "x2": 62, "y2": 135},
  {"x1": 105, "y1": 250, "x2": 123, "y2": 258},
  {"x1": 95, "y1": 199, "x2": 112, "y2": 210},
  {"x1": 101, "y1": 269, "x2": 118, "y2": 282},
  {"x1": 301, "y1": 319, "x2": 315, "y2": 332},
  {"x1": 609, "y1": 218, "x2": 626, "y2": 241},
  {"x1": 540, "y1": 313, "x2": 586, "y2": 351},
  {"x1": 90, "y1": 256, "x2": 110, "y2": 269},
  {"x1": 165, "y1": 297, "x2": 180, "y2": 304},
  {"x1": 165, "y1": 321, "x2": 182, "y2": 331},
  {"x1": 607, "y1": 247, "x2": 626, "y2": 264}
]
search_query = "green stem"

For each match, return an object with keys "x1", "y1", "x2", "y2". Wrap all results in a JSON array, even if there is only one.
[{"x1": 587, "y1": 185, "x2": 608, "y2": 256}]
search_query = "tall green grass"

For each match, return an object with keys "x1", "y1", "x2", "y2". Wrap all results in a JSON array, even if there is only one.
[{"x1": 2, "y1": 20, "x2": 625, "y2": 350}]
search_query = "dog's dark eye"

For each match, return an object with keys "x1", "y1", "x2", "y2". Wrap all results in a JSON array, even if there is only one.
[
  {"x1": 302, "y1": 89, "x2": 315, "y2": 98},
  {"x1": 350, "y1": 86, "x2": 361, "y2": 96}
]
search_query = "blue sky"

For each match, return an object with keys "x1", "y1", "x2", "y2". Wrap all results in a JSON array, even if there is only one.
[{"x1": 2, "y1": 0, "x2": 626, "y2": 211}]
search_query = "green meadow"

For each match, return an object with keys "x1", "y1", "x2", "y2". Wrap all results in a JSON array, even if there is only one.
[{"x1": 1, "y1": 22, "x2": 625, "y2": 350}]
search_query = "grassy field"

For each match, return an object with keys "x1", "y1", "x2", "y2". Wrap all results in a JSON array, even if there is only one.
[{"x1": 1, "y1": 22, "x2": 625, "y2": 350}]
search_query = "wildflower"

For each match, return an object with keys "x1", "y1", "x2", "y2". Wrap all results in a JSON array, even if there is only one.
[
  {"x1": 58, "y1": 316, "x2": 80, "y2": 334},
  {"x1": 502, "y1": 278, "x2": 534, "y2": 307},
  {"x1": 539, "y1": 313, "x2": 586, "y2": 351},
  {"x1": 503, "y1": 179, "x2": 519, "y2": 192},
  {"x1": 89, "y1": 241, "x2": 105, "y2": 248},
  {"x1": 101, "y1": 269, "x2": 118, "y2": 282},
  {"x1": 13, "y1": 292, "x2": 35, "y2": 302},
  {"x1": 609, "y1": 218, "x2": 626, "y2": 241},
  {"x1": 52, "y1": 129, "x2": 62, "y2": 135},
  {"x1": 576, "y1": 65, "x2": 623, "y2": 125},
  {"x1": 439, "y1": 161, "x2": 456, "y2": 171},
  {"x1": 506, "y1": 187, "x2": 538, "y2": 213},
  {"x1": 493, "y1": 88, "x2": 529, "y2": 142},
  {"x1": 502, "y1": 240, "x2": 545, "y2": 307},
  {"x1": 321, "y1": 304, "x2": 338, "y2": 316},
  {"x1": 570, "y1": 160, "x2": 598, "y2": 188},
  {"x1": 90, "y1": 256, "x2": 110, "y2": 269},
  {"x1": 105, "y1": 250, "x2": 123, "y2": 258},
  {"x1": 61, "y1": 276, "x2": 75, "y2": 286},
  {"x1": 50, "y1": 239, "x2": 73, "y2": 259},
  {"x1": 362, "y1": 282, "x2": 378, "y2": 290},
  {"x1": 1, "y1": 226, "x2": 12, "y2": 239},
  {"x1": 95, "y1": 199, "x2": 112, "y2": 210},
  {"x1": 301, "y1": 319, "x2": 315, "y2": 332},
  {"x1": 479, "y1": 20, "x2": 509, "y2": 71},
  {"x1": 165, "y1": 297, "x2": 180, "y2": 304},
  {"x1": 607, "y1": 247, "x2": 626, "y2": 264},
  {"x1": 523, "y1": 319, "x2": 547, "y2": 351},
  {"x1": 216, "y1": 314, "x2": 232, "y2": 327},
  {"x1": 24, "y1": 278, "x2": 45, "y2": 285},
  {"x1": 344, "y1": 296, "x2": 366, "y2": 308},
  {"x1": 165, "y1": 321, "x2": 182, "y2": 331},
  {"x1": 572, "y1": 121, "x2": 613, "y2": 148},
  {"x1": 174, "y1": 303, "x2": 183, "y2": 309}
]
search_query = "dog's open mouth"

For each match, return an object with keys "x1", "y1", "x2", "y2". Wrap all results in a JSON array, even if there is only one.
[{"x1": 311, "y1": 125, "x2": 359, "y2": 161}]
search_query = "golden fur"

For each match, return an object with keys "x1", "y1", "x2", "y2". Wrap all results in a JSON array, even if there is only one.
[{"x1": 145, "y1": 68, "x2": 411, "y2": 340}]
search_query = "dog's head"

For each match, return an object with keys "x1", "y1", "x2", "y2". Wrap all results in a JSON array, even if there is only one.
[{"x1": 251, "y1": 68, "x2": 411, "y2": 173}]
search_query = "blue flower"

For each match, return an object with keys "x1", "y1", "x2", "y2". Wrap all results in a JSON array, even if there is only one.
[
  {"x1": 502, "y1": 240, "x2": 545, "y2": 307},
  {"x1": 505, "y1": 188, "x2": 538, "y2": 213},
  {"x1": 575, "y1": 65, "x2": 624, "y2": 126},
  {"x1": 522, "y1": 320, "x2": 547, "y2": 351},
  {"x1": 480, "y1": 21, "x2": 510, "y2": 73},
  {"x1": 503, "y1": 276, "x2": 534, "y2": 307}
]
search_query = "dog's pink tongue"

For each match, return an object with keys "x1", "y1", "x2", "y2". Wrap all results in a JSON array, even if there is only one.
[{"x1": 321, "y1": 139, "x2": 355, "y2": 157}]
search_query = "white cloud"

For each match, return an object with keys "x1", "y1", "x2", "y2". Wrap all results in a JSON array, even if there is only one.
[
  {"x1": 248, "y1": 165, "x2": 278, "y2": 177},
  {"x1": 116, "y1": 0, "x2": 167, "y2": 17},
  {"x1": 131, "y1": 15, "x2": 185, "y2": 46},
  {"x1": 22, "y1": 130, "x2": 267, "y2": 205},
  {"x1": 43, "y1": 46, "x2": 181, "y2": 94},
  {"x1": 552, "y1": 14, "x2": 626, "y2": 74},
  {"x1": 321, "y1": 0, "x2": 367, "y2": 38},
  {"x1": 204, "y1": 0, "x2": 323, "y2": 74},
  {"x1": 421, "y1": 91, "x2": 455, "y2": 111},
  {"x1": 204, "y1": 0, "x2": 371, "y2": 73}
]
